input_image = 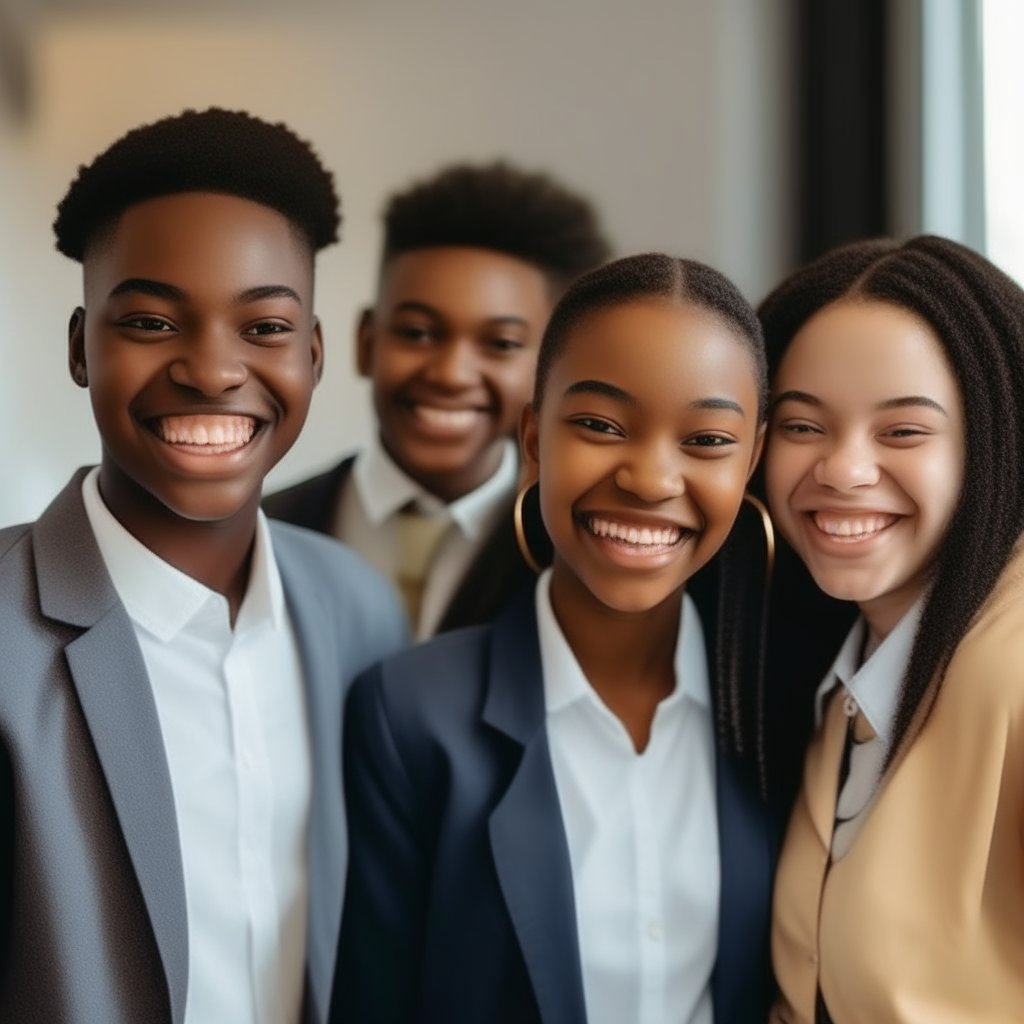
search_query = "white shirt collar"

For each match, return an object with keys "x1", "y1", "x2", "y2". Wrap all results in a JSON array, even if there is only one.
[
  {"x1": 814, "y1": 598, "x2": 924, "y2": 742},
  {"x1": 535, "y1": 568, "x2": 711, "y2": 716},
  {"x1": 352, "y1": 432, "x2": 518, "y2": 541},
  {"x1": 81, "y1": 466, "x2": 285, "y2": 642}
]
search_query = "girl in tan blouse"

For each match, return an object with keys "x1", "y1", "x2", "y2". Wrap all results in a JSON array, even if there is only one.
[{"x1": 754, "y1": 236, "x2": 1024, "y2": 1024}]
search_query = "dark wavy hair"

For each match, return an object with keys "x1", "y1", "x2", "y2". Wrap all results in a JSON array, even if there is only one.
[
  {"x1": 382, "y1": 161, "x2": 610, "y2": 294},
  {"x1": 54, "y1": 108, "x2": 340, "y2": 260},
  {"x1": 528, "y1": 252, "x2": 772, "y2": 781},
  {"x1": 745, "y1": 236, "x2": 1024, "y2": 807}
]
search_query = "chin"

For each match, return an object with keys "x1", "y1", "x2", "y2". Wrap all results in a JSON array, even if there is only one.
[
  {"x1": 152, "y1": 482, "x2": 258, "y2": 523},
  {"x1": 807, "y1": 567, "x2": 891, "y2": 605},
  {"x1": 583, "y1": 576, "x2": 682, "y2": 616}
]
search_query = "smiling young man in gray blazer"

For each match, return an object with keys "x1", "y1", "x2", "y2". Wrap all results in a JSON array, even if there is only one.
[{"x1": 0, "y1": 110, "x2": 406, "y2": 1024}]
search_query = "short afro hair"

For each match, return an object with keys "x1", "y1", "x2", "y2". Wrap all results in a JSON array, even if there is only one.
[
  {"x1": 54, "y1": 108, "x2": 340, "y2": 261},
  {"x1": 381, "y1": 161, "x2": 611, "y2": 293}
]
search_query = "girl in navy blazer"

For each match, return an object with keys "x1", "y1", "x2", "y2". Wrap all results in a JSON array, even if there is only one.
[{"x1": 332, "y1": 254, "x2": 777, "y2": 1024}]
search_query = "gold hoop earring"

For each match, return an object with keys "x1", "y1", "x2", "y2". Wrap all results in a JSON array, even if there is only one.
[
  {"x1": 513, "y1": 484, "x2": 543, "y2": 574},
  {"x1": 743, "y1": 492, "x2": 775, "y2": 585}
]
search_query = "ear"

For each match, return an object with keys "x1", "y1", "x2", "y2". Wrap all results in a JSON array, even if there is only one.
[
  {"x1": 746, "y1": 421, "x2": 767, "y2": 482},
  {"x1": 518, "y1": 403, "x2": 541, "y2": 487},
  {"x1": 311, "y1": 316, "x2": 325, "y2": 386},
  {"x1": 68, "y1": 308, "x2": 88, "y2": 388},
  {"x1": 355, "y1": 307, "x2": 375, "y2": 379}
]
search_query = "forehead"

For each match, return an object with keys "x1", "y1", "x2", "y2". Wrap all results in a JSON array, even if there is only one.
[
  {"x1": 778, "y1": 300, "x2": 958, "y2": 403},
  {"x1": 379, "y1": 246, "x2": 551, "y2": 319},
  {"x1": 552, "y1": 299, "x2": 759, "y2": 410},
  {"x1": 84, "y1": 192, "x2": 313, "y2": 299}
]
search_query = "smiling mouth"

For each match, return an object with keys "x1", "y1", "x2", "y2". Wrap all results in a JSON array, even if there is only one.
[
  {"x1": 406, "y1": 403, "x2": 488, "y2": 434},
  {"x1": 150, "y1": 414, "x2": 260, "y2": 455},
  {"x1": 578, "y1": 513, "x2": 690, "y2": 552},
  {"x1": 811, "y1": 511, "x2": 900, "y2": 542}
]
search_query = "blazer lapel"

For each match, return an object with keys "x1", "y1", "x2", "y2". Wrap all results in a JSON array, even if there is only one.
[
  {"x1": 274, "y1": 532, "x2": 346, "y2": 1024},
  {"x1": 483, "y1": 594, "x2": 587, "y2": 1024},
  {"x1": 34, "y1": 470, "x2": 189, "y2": 1024}
]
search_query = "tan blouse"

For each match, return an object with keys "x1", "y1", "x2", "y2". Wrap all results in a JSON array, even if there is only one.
[{"x1": 771, "y1": 537, "x2": 1024, "y2": 1024}]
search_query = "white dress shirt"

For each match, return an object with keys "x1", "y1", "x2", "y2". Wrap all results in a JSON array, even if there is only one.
[
  {"x1": 535, "y1": 570, "x2": 719, "y2": 1024},
  {"x1": 814, "y1": 599, "x2": 923, "y2": 859},
  {"x1": 333, "y1": 434, "x2": 518, "y2": 639},
  {"x1": 81, "y1": 467, "x2": 312, "y2": 1024}
]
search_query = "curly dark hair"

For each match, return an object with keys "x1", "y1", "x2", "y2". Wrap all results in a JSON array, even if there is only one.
[
  {"x1": 382, "y1": 162, "x2": 610, "y2": 293},
  {"x1": 733, "y1": 236, "x2": 1024, "y2": 807},
  {"x1": 54, "y1": 108, "x2": 341, "y2": 260}
]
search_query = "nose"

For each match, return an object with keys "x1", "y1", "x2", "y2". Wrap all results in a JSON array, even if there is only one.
[
  {"x1": 812, "y1": 434, "x2": 880, "y2": 491},
  {"x1": 167, "y1": 327, "x2": 247, "y2": 396},
  {"x1": 421, "y1": 337, "x2": 479, "y2": 392},
  {"x1": 614, "y1": 439, "x2": 685, "y2": 504}
]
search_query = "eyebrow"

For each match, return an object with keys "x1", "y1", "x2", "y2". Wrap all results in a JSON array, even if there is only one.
[
  {"x1": 393, "y1": 300, "x2": 527, "y2": 327},
  {"x1": 690, "y1": 396, "x2": 744, "y2": 415},
  {"x1": 108, "y1": 279, "x2": 302, "y2": 305},
  {"x1": 772, "y1": 390, "x2": 947, "y2": 416},
  {"x1": 108, "y1": 278, "x2": 185, "y2": 301},
  {"x1": 772, "y1": 389, "x2": 821, "y2": 410},
  {"x1": 236, "y1": 284, "x2": 302, "y2": 304},
  {"x1": 564, "y1": 379, "x2": 637, "y2": 404},
  {"x1": 875, "y1": 395, "x2": 948, "y2": 415}
]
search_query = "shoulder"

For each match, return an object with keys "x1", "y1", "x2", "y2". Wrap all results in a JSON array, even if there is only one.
[
  {"x1": 0, "y1": 523, "x2": 31, "y2": 567},
  {"x1": 262, "y1": 456, "x2": 354, "y2": 526},
  {"x1": 939, "y1": 539, "x2": 1024, "y2": 728},
  {"x1": 350, "y1": 625, "x2": 493, "y2": 748},
  {"x1": 270, "y1": 519, "x2": 408, "y2": 659},
  {"x1": 0, "y1": 523, "x2": 36, "y2": 622},
  {"x1": 271, "y1": 517, "x2": 378, "y2": 588}
]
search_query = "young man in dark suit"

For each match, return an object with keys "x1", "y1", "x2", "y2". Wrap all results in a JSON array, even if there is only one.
[
  {"x1": 264, "y1": 164, "x2": 610, "y2": 637},
  {"x1": 0, "y1": 109, "x2": 406, "y2": 1024}
]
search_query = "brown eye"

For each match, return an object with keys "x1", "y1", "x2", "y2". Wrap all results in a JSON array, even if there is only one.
[{"x1": 122, "y1": 316, "x2": 174, "y2": 332}]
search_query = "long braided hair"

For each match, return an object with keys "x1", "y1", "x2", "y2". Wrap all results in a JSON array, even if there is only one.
[{"x1": 737, "y1": 236, "x2": 1024, "y2": 808}]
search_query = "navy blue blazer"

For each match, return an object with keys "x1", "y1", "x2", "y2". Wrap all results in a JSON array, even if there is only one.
[{"x1": 332, "y1": 587, "x2": 775, "y2": 1024}]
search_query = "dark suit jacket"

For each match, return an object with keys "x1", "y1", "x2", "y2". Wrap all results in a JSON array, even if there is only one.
[
  {"x1": 0, "y1": 469, "x2": 408, "y2": 1024},
  {"x1": 332, "y1": 588, "x2": 776, "y2": 1024},
  {"x1": 262, "y1": 456, "x2": 535, "y2": 633}
]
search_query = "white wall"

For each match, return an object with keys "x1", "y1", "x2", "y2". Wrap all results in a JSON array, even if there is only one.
[{"x1": 0, "y1": 0, "x2": 794, "y2": 527}]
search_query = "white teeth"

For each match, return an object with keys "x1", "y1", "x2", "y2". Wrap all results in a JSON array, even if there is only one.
[
  {"x1": 814, "y1": 513, "x2": 896, "y2": 538},
  {"x1": 584, "y1": 516, "x2": 682, "y2": 548},
  {"x1": 414, "y1": 406, "x2": 482, "y2": 431},
  {"x1": 156, "y1": 414, "x2": 257, "y2": 452}
]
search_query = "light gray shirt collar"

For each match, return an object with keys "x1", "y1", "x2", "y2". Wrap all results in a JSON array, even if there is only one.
[
  {"x1": 352, "y1": 432, "x2": 518, "y2": 541},
  {"x1": 814, "y1": 597, "x2": 924, "y2": 742}
]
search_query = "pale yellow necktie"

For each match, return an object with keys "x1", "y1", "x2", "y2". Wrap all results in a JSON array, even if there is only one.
[
  {"x1": 395, "y1": 508, "x2": 452, "y2": 629},
  {"x1": 770, "y1": 687, "x2": 853, "y2": 1024}
]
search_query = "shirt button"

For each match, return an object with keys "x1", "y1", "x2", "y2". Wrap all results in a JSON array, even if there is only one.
[
  {"x1": 808, "y1": 952, "x2": 819, "y2": 965},
  {"x1": 647, "y1": 921, "x2": 662, "y2": 941}
]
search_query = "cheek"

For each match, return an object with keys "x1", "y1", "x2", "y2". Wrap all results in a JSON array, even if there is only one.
[
  {"x1": 373, "y1": 342, "x2": 425, "y2": 388},
  {"x1": 690, "y1": 459, "x2": 753, "y2": 537},
  {"x1": 897, "y1": 444, "x2": 964, "y2": 533},
  {"x1": 764, "y1": 441, "x2": 812, "y2": 516}
]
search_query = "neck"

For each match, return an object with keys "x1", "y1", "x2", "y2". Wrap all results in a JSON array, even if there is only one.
[
  {"x1": 98, "y1": 462, "x2": 258, "y2": 625},
  {"x1": 381, "y1": 433, "x2": 506, "y2": 504},
  {"x1": 859, "y1": 573, "x2": 927, "y2": 647},
  {"x1": 548, "y1": 558, "x2": 682, "y2": 752}
]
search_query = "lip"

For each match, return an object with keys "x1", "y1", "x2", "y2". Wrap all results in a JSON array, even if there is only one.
[
  {"x1": 575, "y1": 509, "x2": 698, "y2": 571},
  {"x1": 799, "y1": 508, "x2": 905, "y2": 553},
  {"x1": 140, "y1": 412, "x2": 267, "y2": 468},
  {"x1": 397, "y1": 399, "x2": 493, "y2": 441}
]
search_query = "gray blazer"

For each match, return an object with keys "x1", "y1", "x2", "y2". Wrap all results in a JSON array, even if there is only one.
[{"x1": 0, "y1": 468, "x2": 408, "y2": 1024}]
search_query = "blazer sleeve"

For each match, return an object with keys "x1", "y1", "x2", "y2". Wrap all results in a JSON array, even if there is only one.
[{"x1": 331, "y1": 665, "x2": 427, "y2": 1024}]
